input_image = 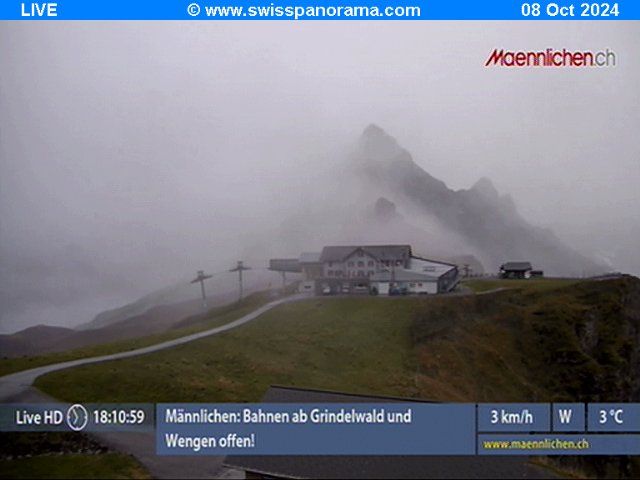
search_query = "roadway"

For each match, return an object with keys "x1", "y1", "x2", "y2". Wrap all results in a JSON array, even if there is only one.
[{"x1": 0, "y1": 293, "x2": 309, "y2": 479}]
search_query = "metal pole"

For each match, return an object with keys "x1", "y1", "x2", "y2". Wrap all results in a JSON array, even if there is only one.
[
  {"x1": 230, "y1": 261, "x2": 250, "y2": 301},
  {"x1": 190, "y1": 270, "x2": 212, "y2": 310},
  {"x1": 200, "y1": 280, "x2": 206, "y2": 308},
  {"x1": 391, "y1": 262, "x2": 396, "y2": 290}
]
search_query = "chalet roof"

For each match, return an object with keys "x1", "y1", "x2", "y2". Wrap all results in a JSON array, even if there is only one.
[
  {"x1": 319, "y1": 245, "x2": 411, "y2": 263},
  {"x1": 501, "y1": 262, "x2": 533, "y2": 272},
  {"x1": 223, "y1": 386, "x2": 550, "y2": 479}
]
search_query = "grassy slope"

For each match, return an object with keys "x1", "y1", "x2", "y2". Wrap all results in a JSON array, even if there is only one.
[
  {"x1": 413, "y1": 277, "x2": 640, "y2": 403},
  {"x1": 36, "y1": 297, "x2": 421, "y2": 402},
  {"x1": 0, "y1": 453, "x2": 149, "y2": 479},
  {"x1": 0, "y1": 292, "x2": 273, "y2": 378},
  {"x1": 32, "y1": 277, "x2": 640, "y2": 479},
  {"x1": 463, "y1": 277, "x2": 579, "y2": 293},
  {"x1": 36, "y1": 277, "x2": 640, "y2": 407}
]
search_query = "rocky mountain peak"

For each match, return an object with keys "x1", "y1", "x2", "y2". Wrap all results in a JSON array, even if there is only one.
[
  {"x1": 359, "y1": 125, "x2": 603, "y2": 276},
  {"x1": 359, "y1": 124, "x2": 403, "y2": 162},
  {"x1": 471, "y1": 177, "x2": 500, "y2": 200}
]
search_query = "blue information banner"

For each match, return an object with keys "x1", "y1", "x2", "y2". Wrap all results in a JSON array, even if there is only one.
[
  {"x1": 1, "y1": 0, "x2": 639, "y2": 21},
  {"x1": 155, "y1": 403, "x2": 477, "y2": 455},
  {"x1": 2, "y1": 402, "x2": 640, "y2": 455}
]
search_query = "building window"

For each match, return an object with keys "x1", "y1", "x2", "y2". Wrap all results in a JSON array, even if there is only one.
[
  {"x1": 358, "y1": 250, "x2": 364, "y2": 257},
  {"x1": 368, "y1": 270, "x2": 374, "y2": 276},
  {"x1": 358, "y1": 261, "x2": 364, "y2": 267},
  {"x1": 410, "y1": 283, "x2": 416, "y2": 287},
  {"x1": 328, "y1": 270, "x2": 333, "y2": 276},
  {"x1": 368, "y1": 261, "x2": 374, "y2": 267},
  {"x1": 418, "y1": 283, "x2": 423, "y2": 287},
  {"x1": 328, "y1": 262, "x2": 333, "y2": 267},
  {"x1": 396, "y1": 260, "x2": 402, "y2": 266}
]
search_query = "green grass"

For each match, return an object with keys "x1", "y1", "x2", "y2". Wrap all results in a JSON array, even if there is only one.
[
  {"x1": 32, "y1": 276, "x2": 640, "y2": 480},
  {"x1": 412, "y1": 276, "x2": 640, "y2": 403},
  {"x1": 36, "y1": 297, "x2": 426, "y2": 402},
  {"x1": 0, "y1": 280, "x2": 573, "y2": 379},
  {"x1": 35, "y1": 277, "x2": 640, "y2": 407},
  {"x1": 463, "y1": 277, "x2": 579, "y2": 293},
  {"x1": 0, "y1": 453, "x2": 149, "y2": 479},
  {"x1": 0, "y1": 291, "x2": 274, "y2": 378}
]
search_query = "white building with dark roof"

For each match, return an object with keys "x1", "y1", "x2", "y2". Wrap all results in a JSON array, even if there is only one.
[
  {"x1": 270, "y1": 244, "x2": 459, "y2": 295},
  {"x1": 371, "y1": 255, "x2": 459, "y2": 295}
]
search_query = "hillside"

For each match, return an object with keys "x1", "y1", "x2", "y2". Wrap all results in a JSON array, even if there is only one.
[
  {"x1": 36, "y1": 276, "x2": 640, "y2": 405},
  {"x1": 33, "y1": 277, "x2": 640, "y2": 478},
  {"x1": 413, "y1": 275, "x2": 640, "y2": 403},
  {"x1": 0, "y1": 325, "x2": 75, "y2": 358},
  {"x1": 0, "y1": 299, "x2": 204, "y2": 358},
  {"x1": 0, "y1": 291, "x2": 275, "y2": 377}
]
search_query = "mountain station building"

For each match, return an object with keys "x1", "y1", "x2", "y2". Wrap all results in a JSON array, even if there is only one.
[{"x1": 270, "y1": 244, "x2": 459, "y2": 295}]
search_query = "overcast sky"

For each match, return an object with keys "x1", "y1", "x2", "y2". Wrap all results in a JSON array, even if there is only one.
[{"x1": 1, "y1": 21, "x2": 638, "y2": 332}]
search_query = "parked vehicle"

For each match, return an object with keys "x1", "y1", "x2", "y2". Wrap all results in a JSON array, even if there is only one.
[
  {"x1": 354, "y1": 284, "x2": 368, "y2": 293},
  {"x1": 389, "y1": 286, "x2": 409, "y2": 296},
  {"x1": 322, "y1": 285, "x2": 332, "y2": 295}
]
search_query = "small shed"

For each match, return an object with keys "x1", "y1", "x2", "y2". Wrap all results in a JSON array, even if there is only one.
[{"x1": 499, "y1": 262, "x2": 533, "y2": 279}]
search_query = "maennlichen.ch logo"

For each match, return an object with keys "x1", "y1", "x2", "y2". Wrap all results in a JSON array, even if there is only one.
[{"x1": 485, "y1": 48, "x2": 617, "y2": 68}]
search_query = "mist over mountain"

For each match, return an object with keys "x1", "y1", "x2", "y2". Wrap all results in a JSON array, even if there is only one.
[
  {"x1": 355, "y1": 125, "x2": 605, "y2": 276},
  {"x1": 269, "y1": 124, "x2": 605, "y2": 278},
  {"x1": 0, "y1": 122, "x2": 609, "y2": 335}
]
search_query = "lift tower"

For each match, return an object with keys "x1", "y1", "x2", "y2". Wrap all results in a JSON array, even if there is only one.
[
  {"x1": 229, "y1": 261, "x2": 251, "y2": 300},
  {"x1": 190, "y1": 270, "x2": 213, "y2": 309}
]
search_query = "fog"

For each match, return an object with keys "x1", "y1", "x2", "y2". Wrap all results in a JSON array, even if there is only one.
[{"x1": 1, "y1": 21, "x2": 638, "y2": 333}]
